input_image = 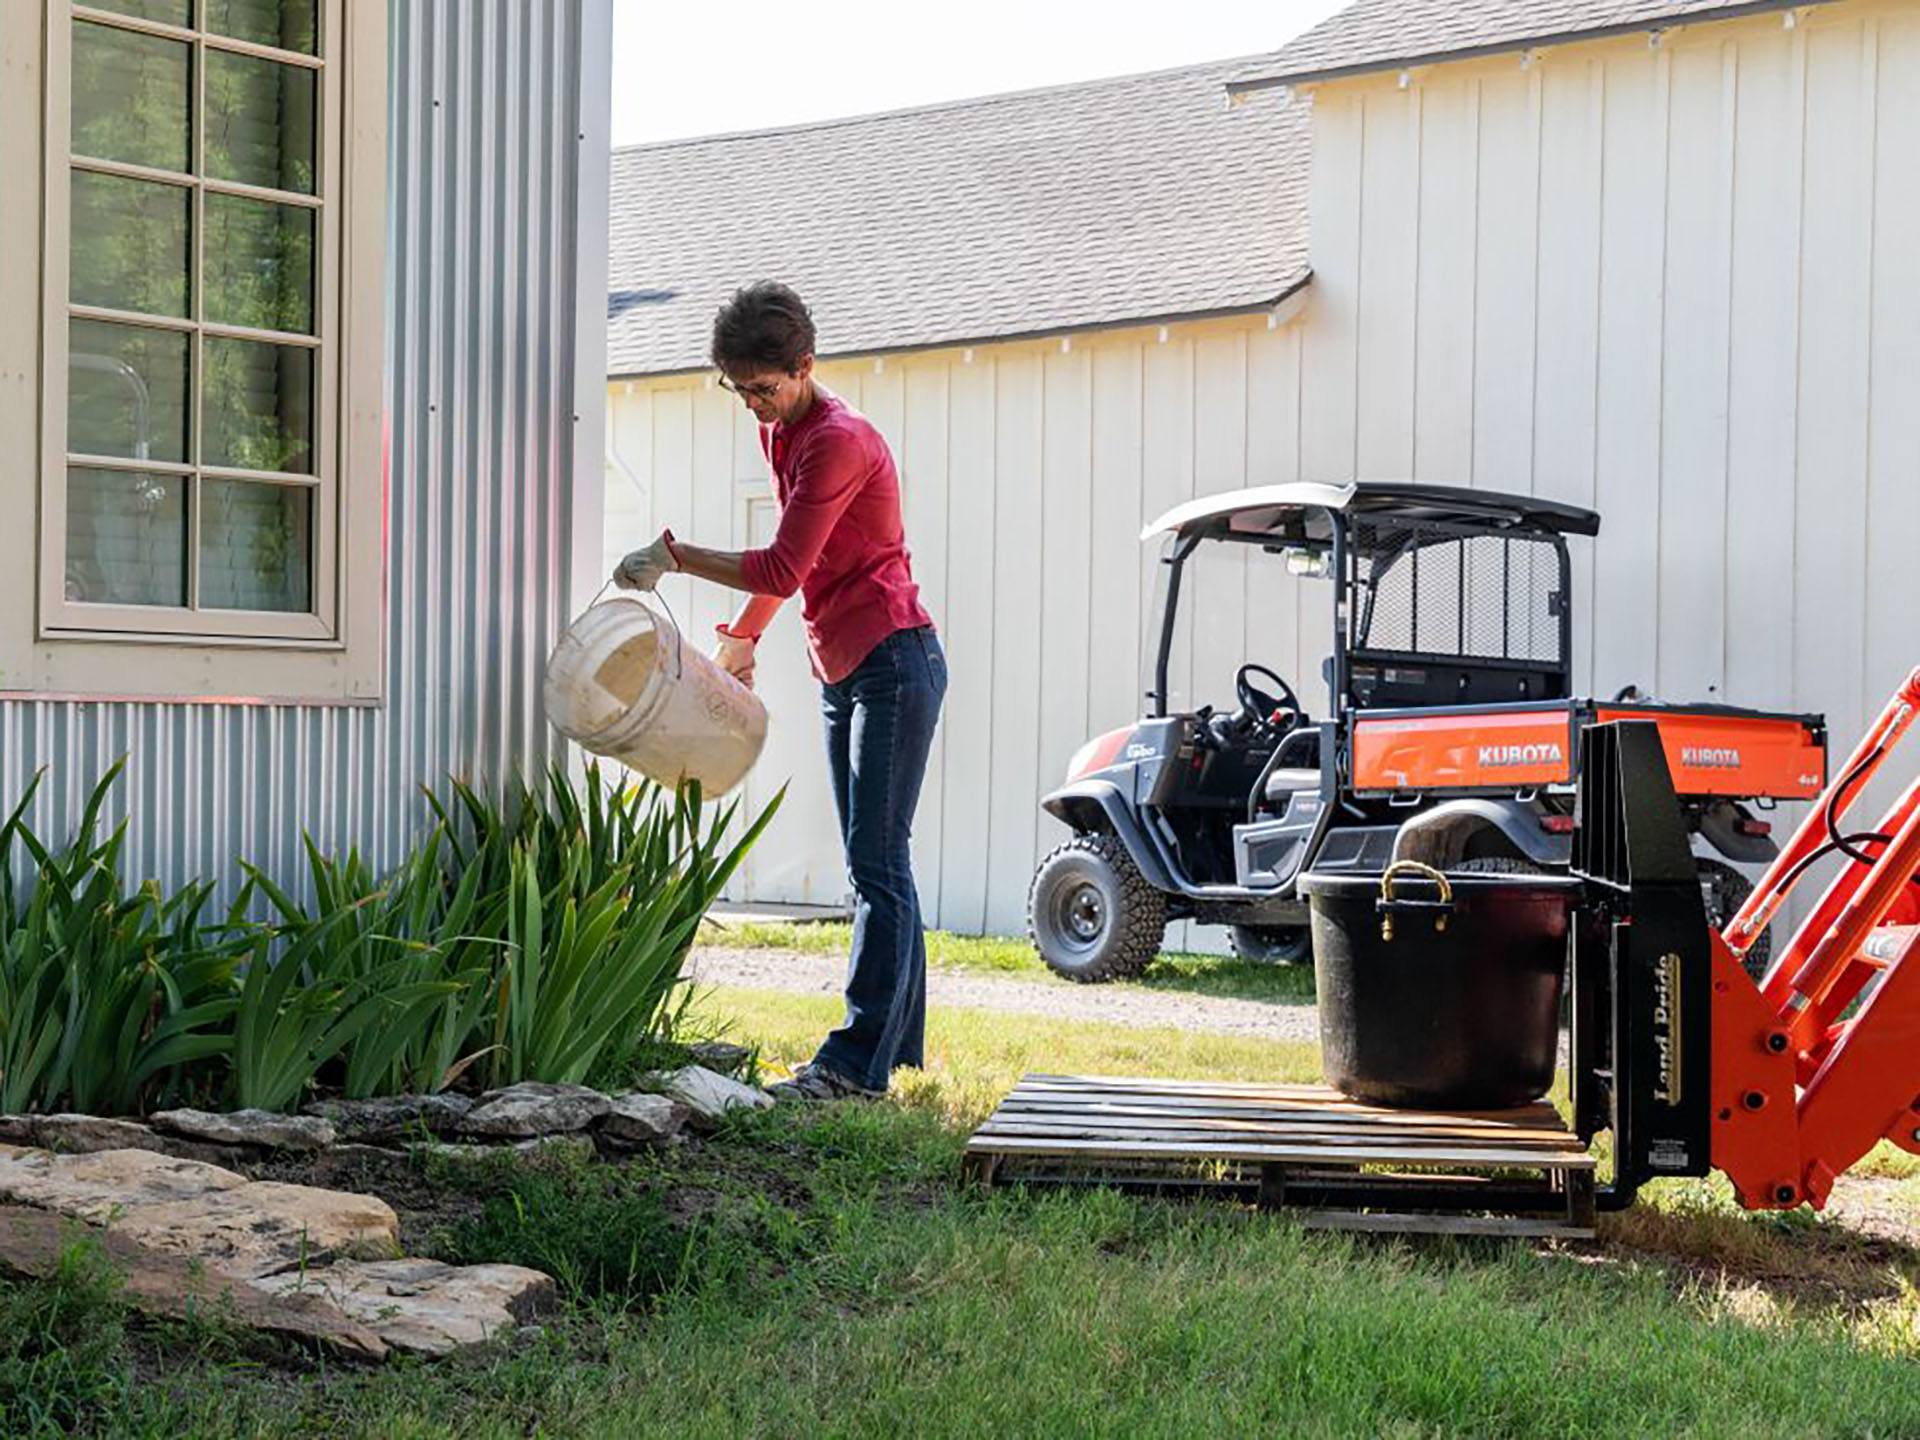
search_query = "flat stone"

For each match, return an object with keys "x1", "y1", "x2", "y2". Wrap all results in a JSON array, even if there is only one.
[
  {"x1": 414, "y1": 1141, "x2": 498, "y2": 1165},
  {"x1": 151, "y1": 1108, "x2": 337, "y2": 1152},
  {"x1": 0, "y1": 1117, "x2": 34, "y2": 1145},
  {"x1": 0, "y1": 1153, "x2": 554, "y2": 1362},
  {"x1": 511, "y1": 1135, "x2": 595, "y2": 1162},
  {"x1": 649, "y1": 1066, "x2": 773, "y2": 1127},
  {"x1": 21, "y1": 1117, "x2": 235, "y2": 1167},
  {"x1": 0, "y1": 1146, "x2": 248, "y2": 1223},
  {"x1": 0, "y1": 1203, "x2": 388, "y2": 1361},
  {"x1": 111, "y1": 1180, "x2": 401, "y2": 1279},
  {"x1": 327, "y1": 1143, "x2": 410, "y2": 1165},
  {"x1": 690, "y1": 1041, "x2": 755, "y2": 1078},
  {"x1": 457, "y1": 1082, "x2": 610, "y2": 1138},
  {"x1": 600, "y1": 1092, "x2": 686, "y2": 1146},
  {"x1": 252, "y1": 1257, "x2": 555, "y2": 1357},
  {"x1": 30, "y1": 1115, "x2": 160, "y2": 1154},
  {"x1": 302, "y1": 1094, "x2": 473, "y2": 1143}
]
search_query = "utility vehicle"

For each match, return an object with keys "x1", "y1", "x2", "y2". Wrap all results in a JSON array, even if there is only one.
[{"x1": 1028, "y1": 482, "x2": 1827, "y2": 981}]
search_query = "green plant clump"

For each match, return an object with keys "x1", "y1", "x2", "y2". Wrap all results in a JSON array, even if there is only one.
[
  {"x1": 0, "y1": 760, "x2": 780, "y2": 1116},
  {"x1": 0, "y1": 1239, "x2": 134, "y2": 1437}
]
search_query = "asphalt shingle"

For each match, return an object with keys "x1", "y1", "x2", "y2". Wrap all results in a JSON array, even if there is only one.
[
  {"x1": 607, "y1": 59, "x2": 1309, "y2": 378},
  {"x1": 1235, "y1": 0, "x2": 1833, "y2": 88}
]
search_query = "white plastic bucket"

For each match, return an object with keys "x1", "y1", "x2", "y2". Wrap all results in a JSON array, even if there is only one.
[{"x1": 543, "y1": 592, "x2": 768, "y2": 795}]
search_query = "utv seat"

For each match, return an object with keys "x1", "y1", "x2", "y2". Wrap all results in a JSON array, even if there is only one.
[
  {"x1": 1263, "y1": 726, "x2": 1322, "y2": 806},
  {"x1": 1265, "y1": 768, "x2": 1322, "y2": 804}
]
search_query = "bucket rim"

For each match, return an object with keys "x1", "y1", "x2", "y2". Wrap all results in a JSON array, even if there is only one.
[
  {"x1": 1297, "y1": 870, "x2": 1584, "y2": 899},
  {"x1": 544, "y1": 597, "x2": 683, "y2": 747}
]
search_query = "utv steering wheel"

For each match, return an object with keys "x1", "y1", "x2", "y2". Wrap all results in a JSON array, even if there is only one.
[{"x1": 1236, "y1": 663, "x2": 1301, "y2": 735}]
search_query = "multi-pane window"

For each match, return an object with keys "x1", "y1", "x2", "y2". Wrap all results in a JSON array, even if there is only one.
[{"x1": 53, "y1": 0, "x2": 336, "y2": 637}]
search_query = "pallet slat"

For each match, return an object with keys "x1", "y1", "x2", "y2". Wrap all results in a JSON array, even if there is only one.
[
  {"x1": 976, "y1": 1117, "x2": 1587, "y2": 1153},
  {"x1": 1292, "y1": 1211, "x2": 1593, "y2": 1240},
  {"x1": 1011, "y1": 1079, "x2": 1563, "y2": 1123},
  {"x1": 967, "y1": 1074, "x2": 1596, "y2": 1238},
  {"x1": 990, "y1": 1113, "x2": 1574, "y2": 1144},
  {"x1": 1020, "y1": 1075, "x2": 1561, "y2": 1116},
  {"x1": 969, "y1": 1132, "x2": 1592, "y2": 1169}
]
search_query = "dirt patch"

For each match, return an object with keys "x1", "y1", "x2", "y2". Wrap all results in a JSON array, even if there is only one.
[
  {"x1": 243, "y1": 1146, "x2": 487, "y2": 1256},
  {"x1": 244, "y1": 1124, "x2": 826, "y2": 1264},
  {"x1": 1593, "y1": 1175, "x2": 1920, "y2": 1320},
  {"x1": 1821, "y1": 1174, "x2": 1920, "y2": 1249},
  {"x1": 688, "y1": 945, "x2": 1323, "y2": 1044}
]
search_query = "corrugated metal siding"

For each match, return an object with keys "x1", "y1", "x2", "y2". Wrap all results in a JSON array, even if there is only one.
[
  {"x1": 2, "y1": 0, "x2": 604, "y2": 902},
  {"x1": 606, "y1": 314, "x2": 1315, "y2": 947}
]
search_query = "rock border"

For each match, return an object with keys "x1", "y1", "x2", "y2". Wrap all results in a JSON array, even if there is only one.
[
  {"x1": 0, "y1": 1066, "x2": 774, "y2": 1360},
  {"x1": 0, "y1": 1065, "x2": 771, "y2": 1166}
]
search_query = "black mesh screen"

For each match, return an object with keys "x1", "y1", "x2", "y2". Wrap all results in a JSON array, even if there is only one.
[{"x1": 1348, "y1": 519, "x2": 1564, "y2": 665}]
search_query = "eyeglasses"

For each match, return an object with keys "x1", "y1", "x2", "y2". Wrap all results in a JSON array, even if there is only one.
[{"x1": 718, "y1": 374, "x2": 783, "y2": 402}]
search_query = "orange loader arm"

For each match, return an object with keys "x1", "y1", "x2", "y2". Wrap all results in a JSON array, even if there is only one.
[{"x1": 1710, "y1": 669, "x2": 1920, "y2": 1210}]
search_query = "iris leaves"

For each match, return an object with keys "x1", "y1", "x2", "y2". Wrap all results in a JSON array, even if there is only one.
[{"x1": 0, "y1": 762, "x2": 781, "y2": 1114}]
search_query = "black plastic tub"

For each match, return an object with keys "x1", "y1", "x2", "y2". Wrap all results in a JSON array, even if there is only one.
[{"x1": 1297, "y1": 865, "x2": 1581, "y2": 1109}]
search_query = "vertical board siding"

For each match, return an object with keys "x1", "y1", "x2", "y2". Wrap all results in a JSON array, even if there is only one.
[
  {"x1": 984, "y1": 354, "x2": 1045, "y2": 935},
  {"x1": 605, "y1": 2, "x2": 1919, "y2": 942},
  {"x1": 609, "y1": 316, "x2": 1313, "y2": 942},
  {"x1": 1866, "y1": 21, "x2": 1920, "y2": 738},
  {"x1": 1314, "y1": 4, "x2": 1920, "y2": 917},
  {"x1": 3, "y1": 1, "x2": 600, "y2": 904},
  {"x1": 939, "y1": 356, "x2": 998, "y2": 932},
  {"x1": 1469, "y1": 71, "x2": 1541, "y2": 493},
  {"x1": 1531, "y1": 59, "x2": 1604, "y2": 691}
]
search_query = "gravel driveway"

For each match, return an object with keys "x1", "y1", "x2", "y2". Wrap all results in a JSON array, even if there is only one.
[{"x1": 686, "y1": 945, "x2": 1323, "y2": 1044}]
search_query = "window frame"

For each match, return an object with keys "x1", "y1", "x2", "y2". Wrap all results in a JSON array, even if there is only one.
[
  {"x1": 0, "y1": 0, "x2": 386, "y2": 702},
  {"x1": 45, "y1": 2, "x2": 341, "y2": 641}
]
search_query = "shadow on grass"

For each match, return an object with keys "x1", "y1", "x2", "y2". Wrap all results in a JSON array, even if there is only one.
[
  {"x1": 1588, "y1": 1174, "x2": 1920, "y2": 1337},
  {"x1": 1132, "y1": 953, "x2": 1317, "y2": 1006}
]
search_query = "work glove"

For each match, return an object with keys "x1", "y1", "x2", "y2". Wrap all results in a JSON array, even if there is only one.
[
  {"x1": 613, "y1": 531, "x2": 677, "y2": 592},
  {"x1": 714, "y1": 628, "x2": 757, "y2": 690}
]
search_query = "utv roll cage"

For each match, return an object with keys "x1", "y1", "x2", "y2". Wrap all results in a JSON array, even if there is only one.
[{"x1": 1143, "y1": 482, "x2": 1601, "y2": 719}]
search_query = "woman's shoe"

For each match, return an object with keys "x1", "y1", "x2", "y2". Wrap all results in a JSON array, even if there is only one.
[{"x1": 767, "y1": 1061, "x2": 883, "y2": 1103}]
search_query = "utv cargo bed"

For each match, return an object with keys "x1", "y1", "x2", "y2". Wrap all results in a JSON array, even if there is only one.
[{"x1": 1349, "y1": 699, "x2": 1826, "y2": 800}]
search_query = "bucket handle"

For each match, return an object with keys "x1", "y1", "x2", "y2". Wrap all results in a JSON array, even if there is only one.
[
  {"x1": 595, "y1": 581, "x2": 686, "y2": 683},
  {"x1": 642, "y1": 589, "x2": 685, "y2": 683},
  {"x1": 1376, "y1": 860, "x2": 1455, "y2": 942}
]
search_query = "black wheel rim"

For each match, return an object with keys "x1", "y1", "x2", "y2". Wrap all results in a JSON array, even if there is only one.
[{"x1": 1049, "y1": 879, "x2": 1107, "y2": 955}]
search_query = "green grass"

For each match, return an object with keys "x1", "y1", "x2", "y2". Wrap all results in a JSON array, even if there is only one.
[
  {"x1": 4, "y1": 986, "x2": 1919, "y2": 1437},
  {"x1": 0, "y1": 1240, "x2": 136, "y2": 1437},
  {"x1": 696, "y1": 985, "x2": 1323, "y2": 1129},
  {"x1": 700, "y1": 920, "x2": 1320, "y2": 1005}
]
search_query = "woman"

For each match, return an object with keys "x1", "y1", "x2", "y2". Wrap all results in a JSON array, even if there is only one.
[{"x1": 614, "y1": 282, "x2": 946, "y2": 1102}]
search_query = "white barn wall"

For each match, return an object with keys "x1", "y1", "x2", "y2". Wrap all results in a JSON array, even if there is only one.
[
  {"x1": 606, "y1": 0, "x2": 1920, "y2": 945},
  {"x1": 1299, "y1": 1, "x2": 1920, "y2": 904},
  {"x1": 606, "y1": 313, "x2": 1313, "y2": 944}
]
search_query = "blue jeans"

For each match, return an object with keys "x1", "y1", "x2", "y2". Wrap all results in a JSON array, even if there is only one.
[{"x1": 814, "y1": 626, "x2": 947, "y2": 1090}]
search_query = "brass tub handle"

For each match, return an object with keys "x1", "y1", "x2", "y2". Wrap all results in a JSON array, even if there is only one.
[{"x1": 1377, "y1": 860, "x2": 1455, "y2": 941}]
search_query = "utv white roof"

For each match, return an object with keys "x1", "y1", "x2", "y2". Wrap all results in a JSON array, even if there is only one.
[
  {"x1": 1141, "y1": 482, "x2": 1356, "y2": 541},
  {"x1": 1141, "y1": 481, "x2": 1602, "y2": 542}
]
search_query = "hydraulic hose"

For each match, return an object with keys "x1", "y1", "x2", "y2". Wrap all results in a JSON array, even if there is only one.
[{"x1": 1776, "y1": 742, "x2": 1920, "y2": 893}]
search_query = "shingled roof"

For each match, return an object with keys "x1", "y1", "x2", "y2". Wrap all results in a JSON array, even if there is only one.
[
  {"x1": 1233, "y1": 0, "x2": 1832, "y2": 89},
  {"x1": 607, "y1": 59, "x2": 1310, "y2": 378}
]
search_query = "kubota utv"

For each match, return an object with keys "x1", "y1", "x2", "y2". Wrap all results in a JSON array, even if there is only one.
[
  {"x1": 971, "y1": 683, "x2": 1920, "y2": 1229},
  {"x1": 1029, "y1": 482, "x2": 1827, "y2": 981}
]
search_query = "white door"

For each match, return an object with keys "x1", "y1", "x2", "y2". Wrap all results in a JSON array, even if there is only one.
[{"x1": 730, "y1": 497, "x2": 848, "y2": 905}]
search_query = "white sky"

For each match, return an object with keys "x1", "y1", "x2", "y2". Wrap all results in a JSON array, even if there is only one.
[{"x1": 610, "y1": 0, "x2": 1349, "y2": 148}]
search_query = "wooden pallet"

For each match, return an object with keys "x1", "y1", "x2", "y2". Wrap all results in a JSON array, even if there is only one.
[{"x1": 965, "y1": 1074, "x2": 1597, "y2": 1238}]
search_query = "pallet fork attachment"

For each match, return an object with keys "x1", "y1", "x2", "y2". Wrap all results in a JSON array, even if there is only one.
[{"x1": 1576, "y1": 672, "x2": 1920, "y2": 1212}]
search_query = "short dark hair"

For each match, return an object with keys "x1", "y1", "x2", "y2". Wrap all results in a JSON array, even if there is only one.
[{"x1": 710, "y1": 282, "x2": 816, "y2": 373}]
